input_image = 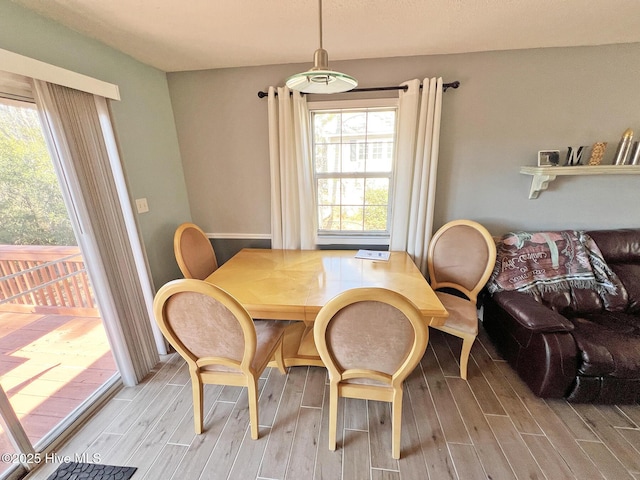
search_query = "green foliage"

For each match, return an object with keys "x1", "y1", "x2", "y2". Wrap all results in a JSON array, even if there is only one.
[
  {"x1": 363, "y1": 184, "x2": 388, "y2": 231},
  {"x1": 318, "y1": 181, "x2": 389, "y2": 232},
  {"x1": 0, "y1": 102, "x2": 76, "y2": 246}
]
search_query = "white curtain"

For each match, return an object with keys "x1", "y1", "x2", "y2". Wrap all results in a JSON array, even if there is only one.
[
  {"x1": 390, "y1": 77, "x2": 443, "y2": 275},
  {"x1": 267, "y1": 86, "x2": 316, "y2": 249},
  {"x1": 33, "y1": 80, "x2": 159, "y2": 385}
]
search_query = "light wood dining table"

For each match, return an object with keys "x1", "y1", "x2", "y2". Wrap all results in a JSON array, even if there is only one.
[{"x1": 205, "y1": 248, "x2": 448, "y2": 367}]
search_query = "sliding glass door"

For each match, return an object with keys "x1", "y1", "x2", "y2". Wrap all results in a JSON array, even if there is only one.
[{"x1": 0, "y1": 98, "x2": 118, "y2": 479}]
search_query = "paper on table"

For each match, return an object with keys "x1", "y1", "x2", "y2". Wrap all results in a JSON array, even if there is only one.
[{"x1": 355, "y1": 250, "x2": 391, "y2": 261}]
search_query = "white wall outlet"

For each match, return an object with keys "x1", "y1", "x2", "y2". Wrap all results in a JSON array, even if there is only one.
[{"x1": 135, "y1": 197, "x2": 149, "y2": 214}]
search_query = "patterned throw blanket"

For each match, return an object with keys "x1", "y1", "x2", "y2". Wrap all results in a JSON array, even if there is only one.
[{"x1": 487, "y1": 230, "x2": 618, "y2": 295}]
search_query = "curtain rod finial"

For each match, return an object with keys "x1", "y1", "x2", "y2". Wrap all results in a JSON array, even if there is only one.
[{"x1": 443, "y1": 81, "x2": 460, "y2": 92}]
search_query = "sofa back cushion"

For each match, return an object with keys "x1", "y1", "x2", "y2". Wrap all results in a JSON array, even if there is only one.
[
  {"x1": 588, "y1": 229, "x2": 640, "y2": 313},
  {"x1": 534, "y1": 288, "x2": 607, "y2": 316}
]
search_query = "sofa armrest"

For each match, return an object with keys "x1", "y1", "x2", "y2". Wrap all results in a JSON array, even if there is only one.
[{"x1": 491, "y1": 291, "x2": 574, "y2": 333}]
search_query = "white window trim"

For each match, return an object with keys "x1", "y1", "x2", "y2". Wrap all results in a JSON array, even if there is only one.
[
  {"x1": 307, "y1": 97, "x2": 398, "y2": 111},
  {"x1": 315, "y1": 234, "x2": 391, "y2": 246},
  {"x1": 308, "y1": 97, "x2": 399, "y2": 246}
]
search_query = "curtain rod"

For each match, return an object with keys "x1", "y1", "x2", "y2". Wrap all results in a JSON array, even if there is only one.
[{"x1": 257, "y1": 80, "x2": 460, "y2": 98}]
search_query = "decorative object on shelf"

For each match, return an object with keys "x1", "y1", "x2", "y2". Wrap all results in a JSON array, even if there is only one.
[
  {"x1": 629, "y1": 141, "x2": 640, "y2": 165},
  {"x1": 588, "y1": 142, "x2": 607, "y2": 165},
  {"x1": 565, "y1": 145, "x2": 588, "y2": 166},
  {"x1": 613, "y1": 128, "x2": 633, "y2": 165},
  {"x1": 538, "y1": 150, "x2": 560, "y2": 167}
]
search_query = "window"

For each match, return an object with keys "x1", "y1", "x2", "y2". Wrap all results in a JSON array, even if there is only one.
[{"x1": 310, "y1": 99, "x2": 398, "y2": 245}]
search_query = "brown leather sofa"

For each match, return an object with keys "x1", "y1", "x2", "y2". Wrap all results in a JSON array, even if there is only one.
[{"x1": 483, "y1": 228, "x2": 640, "y2": 403}]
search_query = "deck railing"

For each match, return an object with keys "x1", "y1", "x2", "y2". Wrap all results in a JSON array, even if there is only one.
[{"x1": 0, "y1": 245, "x2": 99, "y2": 316}]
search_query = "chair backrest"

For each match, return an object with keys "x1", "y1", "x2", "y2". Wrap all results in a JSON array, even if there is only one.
[
  {"x1": 427, "y1": 219, "x2": 497, "y2": 303},
  {"x1": 174, "y1": 222, "x2": 218, "y2": 280},
  {"x1": 153, "y1": 279, "x2": 256, "y2": 373},
  {"x1": 314, "y1": 288, "x2": 429, "y2": 387}
]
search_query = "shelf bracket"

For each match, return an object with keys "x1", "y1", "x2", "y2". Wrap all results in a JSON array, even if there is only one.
[{"x1": 528, "y1": 173, "x2": 557, "y2": 199}]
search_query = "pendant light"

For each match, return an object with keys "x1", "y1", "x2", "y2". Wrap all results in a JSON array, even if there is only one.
[{"x1": 285, "y1": 0, "x2": 358, "y2": 94}]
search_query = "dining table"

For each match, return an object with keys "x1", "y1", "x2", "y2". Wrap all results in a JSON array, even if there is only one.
[{"x1": 205, "y1": 248, "x2": 448, "y2": 367}]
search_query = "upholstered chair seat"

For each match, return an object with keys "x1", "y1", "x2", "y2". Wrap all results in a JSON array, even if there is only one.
[{"x1": 434, "y1": 291, "x2": 480, "y2": 335}]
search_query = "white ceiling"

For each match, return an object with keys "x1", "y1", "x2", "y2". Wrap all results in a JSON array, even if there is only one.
[{"x1": 12, "y1": 0, "x2": 640, "y2": 73}]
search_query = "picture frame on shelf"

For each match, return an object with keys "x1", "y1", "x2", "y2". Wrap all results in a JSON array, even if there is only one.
[{"x1": 537, "y1": 150, "x2": 560, "y2": 167}]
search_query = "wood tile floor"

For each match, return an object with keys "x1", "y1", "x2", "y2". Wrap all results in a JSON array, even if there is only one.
[{"x1": 24, "y1": 326, "x2": 640, "y2": 480}]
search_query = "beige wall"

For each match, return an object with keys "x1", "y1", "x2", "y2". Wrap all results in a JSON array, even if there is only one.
[{"x1": 168, "y1": 43, "x2": 640, "y2": 240}]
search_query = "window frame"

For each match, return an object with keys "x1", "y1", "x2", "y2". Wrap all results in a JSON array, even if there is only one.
[{"x1": 308, "y1": 97, "x2": 399, "y2": 246}]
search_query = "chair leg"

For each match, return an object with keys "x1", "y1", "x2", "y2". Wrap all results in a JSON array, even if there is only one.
[
  {"x1": 191, "y1": 373, "x2": 204, "y2": 434},
  {"x1": 328, "y1": 382, "x2": 339, "y2": 451},
  {"x1": 248, "y1": 377, "x2": 260, "y2": 440},
  {"x1": 459, "y1": 335, "x2": 476, "y2": 380},
  {"x1": 391, "y1": 389, "x2": 403, "y2": 459}
]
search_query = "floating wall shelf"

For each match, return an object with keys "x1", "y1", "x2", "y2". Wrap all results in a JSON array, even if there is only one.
[{"x1": 520, "y1": 165, "x2": 640, "y2": 199}]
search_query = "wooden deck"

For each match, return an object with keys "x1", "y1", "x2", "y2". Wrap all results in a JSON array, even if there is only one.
[
  {"x1": 22, "y1": 325, "x2": 640, "y2": 480},
  {"x1": 0, "y1": 309, "x2": 117, "y2": 463}
]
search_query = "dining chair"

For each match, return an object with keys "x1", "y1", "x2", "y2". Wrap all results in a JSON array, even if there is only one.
[
  {"x1": 313, "y1": 287, "x2": 429, "y2": 459},
  {"x1": 153, "y1": 278, "x2": 287, "y2": 439},
  {"x1": 427, "y1": 219, "x2": 497, "y2": 380},
  {"x1": 173, "y1": 222, "x2": 218, "y2": 280}
]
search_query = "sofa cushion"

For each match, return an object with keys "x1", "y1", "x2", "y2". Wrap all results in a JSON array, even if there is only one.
[
  {"x1": 587, "y1": 229, "x2": 640, "y2": 264},
  {"x1": 491, "y1": 291, "x2": 574, "y2": 333},
  {"x1": 588, "y1": 229, "x2": 640, "y2": 313},
  {"x1": 569, "y1": 311, "x2": 640, "y2": 378},
  {"x1": 611, "y1": 264, "x2": 640, "y2": 313}
]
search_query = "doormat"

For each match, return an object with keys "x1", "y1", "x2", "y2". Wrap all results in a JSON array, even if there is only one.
[{"x1": 46, "y1": 462, "x2": 137, "y2": 480}]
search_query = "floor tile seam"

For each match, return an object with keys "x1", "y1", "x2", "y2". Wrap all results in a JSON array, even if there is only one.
[{"x1": 371, "y1": 466, "x2": 400, "y2": 474}]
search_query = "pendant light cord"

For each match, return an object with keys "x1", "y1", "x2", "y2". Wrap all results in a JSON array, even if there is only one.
[
  {"x1": 318, "y1": 0, "x2": 322, "y2": 48},
  {"x1": 318, "y1": 0, "x2": 323, "y2": 49}
]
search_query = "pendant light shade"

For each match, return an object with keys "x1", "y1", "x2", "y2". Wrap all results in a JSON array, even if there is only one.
[{"x1": 285, "y1": 0, "x2": 357, "y2": 94}]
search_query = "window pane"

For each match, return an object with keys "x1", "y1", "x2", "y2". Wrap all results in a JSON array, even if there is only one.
[
  {"x1": 364, "y1": 178, "x2": 389, "y2": 205},
  {"x1": 316, "y1": 144, "x2": 341, "y2": 173},
  {"x1": 342, "y1": 178, "x2": 364, "y2": 205},
  {"x1": 314, "y1": 113, "x2": 341, "y2": 143},
  {"x1": 364, "y1": 205, "x2": 388, "y2": 230},
  {"x1": 342, "y1": 112, "x2": 366, "y2": 135},
  {"x1": 317, "y1": 178, "x2": 340, "y2": 206},
  {"x1": 366, "y1": 141, "x2": 393, "y2": 171},
  {"x1": 341, "y1": 206, "x2": 364, "y2": 231},
  {"x1": 341, "y1": 142, "x2": 365, "y2": 172},
  {"x1": 367, "y1": 111, "x2": 395, "y2": 135},
  {"x1": 318, "y1": 205, "x2": 340, "y2": 230}
]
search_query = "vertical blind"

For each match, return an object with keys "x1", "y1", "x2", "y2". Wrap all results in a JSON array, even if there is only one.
[{"x1": 33, "y1": 81, "x2": 159, "y2": 383}]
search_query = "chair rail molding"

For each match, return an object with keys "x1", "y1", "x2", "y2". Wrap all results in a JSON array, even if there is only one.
[{"x1": 207, "y1": 233, "x2": 271, "y2": 240}]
